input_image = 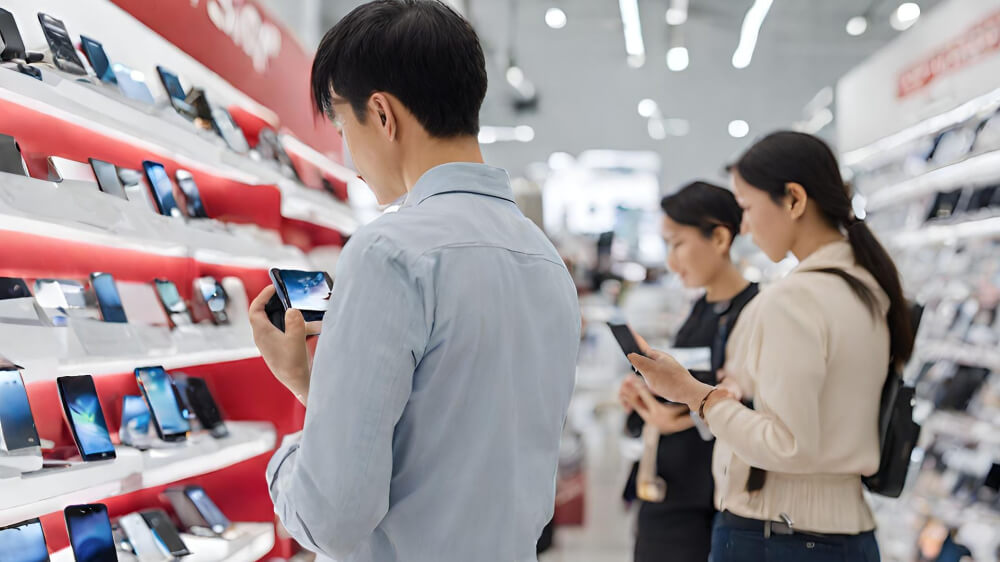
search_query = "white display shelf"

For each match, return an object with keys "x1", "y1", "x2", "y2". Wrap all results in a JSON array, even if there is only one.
[
  {"x1": 0, "y1": 66, "x2": 357, "y2": 235},
  {"x1": 888, "y1": 216, "x2": 1000, "y2": 248},
  {"x1": 50, "y1": 344, "x2": 261, "y2": 381},
  {"x1": 278, "y1": 178, "x2": 360, "y2": 235},
  {"x1": 0, "y1": 422, "x2": 276, "y2": 527},
  {"x1": 866, "y1": 149, "x2": 1000, "y2": 212},
  {"x1": 0, "y1": 172, "x2": 309, "y2": 270},
  {"x1": 48, "y1": 522, "x2": 274, "y2": 562},
  {"x1": 916, "y1": 341, "x2": 1000, "y2": 371}
]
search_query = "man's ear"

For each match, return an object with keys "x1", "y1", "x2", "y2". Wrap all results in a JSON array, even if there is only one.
[{"x1": 369, "y1": 93, "x2": 396, "y2": 140}]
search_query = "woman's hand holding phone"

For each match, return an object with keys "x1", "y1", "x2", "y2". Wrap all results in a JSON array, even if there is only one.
[
  {"x1": 626, "y1": 331, "x2": 732, "y2": 415},
  {"x1": 249, "y1": 285, "x2": 321, "y2": 405}
]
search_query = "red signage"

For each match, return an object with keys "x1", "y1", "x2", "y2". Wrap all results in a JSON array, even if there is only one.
[
  {"x1": 110, "y1": 0, "x2": 342, "y2": 160},
  {"x1": 898, "y1": 10, "x2": 1000, "y2": 98}
]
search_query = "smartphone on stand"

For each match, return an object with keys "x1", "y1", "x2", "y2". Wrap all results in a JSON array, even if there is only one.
[
  {"x1": 184, "y1": 377, "x2": 227, "y2": 438},
  {"x1": 119, "y1": 395, "x2": 151, "y2": 449},
  {"x1": 152, "y1": 279, "x2": 191, "y2": 328},
  {"x1": 134, "y1": 366, "x2": 190, "y2": 442},
  {"x1": 89, "y1": 159, "x2": 129, "y2": 200},
  {"x1": 155, "y1": 66, "x2": 195, "y2": 119},
  {"x1": 138, "y1": 509, "x2": 190, "y2": 558},
  {"x1": 90, "y1": 273, "x2": 128, "y2": 323},
  {"x1": 0, "y1": 277, "x2": 31, "y2": 300},
  {"x1": 141, "y1": 161, "x2": 181, "y2": 218},
  {"x1": 0, "y1": 133, "x2": 27, "y2": 176},
  {"x1": 174, "y1": 170, "x2": 208, "y2": 218},
  {"x1": 118, "y1": 512, "x2": 169, "y2": 562},
  {"x1": 0, "y1": 518, "x2": 49, "y2": 562},
  {"x1": 56, "y1": 375, "x2": 116, "y2": 461},
  {"x1": 165, "y1": 485, "x2": 232, "y2": 536},
  {"x1": 36, "y1": 13, "x2": 86, "y2": 75},
  {"x1": 193, "y1": 277, "x2": 229, "y2": 325},
  {"x1": 0, "y1": 367, "x2": 40, "y2": 452},
  {"x1": 79, "y1": 36, "x2": 116, "y2": 84},
  {"x1": 64, "y1": 504, "x2": 117, "y2": 562}
]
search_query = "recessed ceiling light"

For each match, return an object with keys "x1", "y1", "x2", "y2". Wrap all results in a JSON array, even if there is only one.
[
  {"x1": 846, "y1": 16, "x2": 868, "y2": 36},
  {"x1": 637, "y1": 98, "x2": 659, "y2": 118},
  {"x1": 728, "y1": 119, "x2": 750, "y2": 138},
  {"x1": 891, "y1": 2, "x2": 920, "y2": 31},
  {"x1": 666, "y1": 46, "x2": 689, "y2": 71},
  {"x1": 545, "y1": 7, "x2": 567, "y2": 29}
]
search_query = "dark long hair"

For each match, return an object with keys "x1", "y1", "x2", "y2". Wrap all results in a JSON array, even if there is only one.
[
  {"x1": 734, "y1": 131, "x2": 914, "y2": 366},
  {"x1": 661, "y1": 181, "x2": 743, "y2": 246}
]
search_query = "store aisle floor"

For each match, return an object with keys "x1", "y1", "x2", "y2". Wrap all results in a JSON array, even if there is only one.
[{"x1": 541, "y1": 392, "x2": 636, "y2": 562}]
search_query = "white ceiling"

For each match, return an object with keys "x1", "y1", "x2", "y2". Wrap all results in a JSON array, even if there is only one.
[{"x1": 267, "y1": 0, "x2": 943, "y2": 191}]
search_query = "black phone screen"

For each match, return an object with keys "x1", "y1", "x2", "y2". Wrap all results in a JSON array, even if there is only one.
[
  {"x1": 0, "y1": 277, "x2": 30, "y2": 300},
  {"x1": 0, "y1": 133, "x2": 26, "y2": 176},
  {"x1": 185, "y1": 377, "x2": 225, "y2": 434},
  {"x1": 140, "y1": 509, "x2": 190, "y2": 556},
  {"x1": 607, "y1": 323, "x2": 644, "y2": 358},
  {"x1": 89, "y1": 159, "x2": 128, "y2": 200},
  {"x1": 37, "y1": 13, "x2": 86, "y2": 75},
  {"x1": 65, "y1": 504, "x2": 116, "y2": 562}
]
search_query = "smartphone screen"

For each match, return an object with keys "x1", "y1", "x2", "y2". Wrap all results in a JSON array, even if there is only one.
[
  {"x1": 210, "y1": 106, "x2": 250, "y2": 153},
  {"x1": 0, "y1": 8, "x2": 27, "y2": 61},
  {"x1": 141, "y1": 161, "x2": 179, "y2": 217},
  {"x1": 186, "y1": 486, "x2": 230, "y2": 533},
  {"x1": 0, "y1": 133, "x2": 27, "y2": 176},
  {"x1": 185, "y1": 377, "x2": 225, "y2": 434},
  {"x1": 0, "y1": 369, "x2": 39, "y2": 451},
  {"x1": 607, "y1": 323, "x2": 645, "y2": 358},
  {"x1": 196, "y1": 278, "x2": 228, "y2": 323},
  {"x1": 79, "y1": 36, "x2": 116, "y2": 84},
  {"x1": 0, "y1": 518, "x2": 49, "y2": 562},
  {"x1": 91, "y1": 273, "x2": 127, "y2": 323},
  {"x1": 37, "y1": 13, "x2": 86, "y2": 75},
  {"x1": 118, "y1": 513, "x2": 165, "y2": 562},
  {"x1": 89, "y1": 159, "x2": 128, "y2": 200},
  {"x1": 139, "y1": 509, "x2": 189, "y2": 557},
  {"x1": 121, "y1": 395, "x2": 150, "y2": 435},
  {"x1": 65, "y1": 504, "x2": 116, "y2": 562},
  {"x1": 57, "y1": 375, "x2": 116, "y2": 461},
  {"x1": 0, "y1": 277, "x2": 30, "y2": 300},
  {"x1": 153, "y1": 280, "x2": 187, "y2": 315},
  {"x1": 174, "y1": 171, "x2": 207, "y2": 218},
  {"x1": 156, "y1": 67, "x2": 195, "y2": 118},
  {"x1": 113, "y1": 64, "x2": 156, "y2": 104},
  {"x1": 135, "y1": 367, "x2": 190, "y2": 440}
]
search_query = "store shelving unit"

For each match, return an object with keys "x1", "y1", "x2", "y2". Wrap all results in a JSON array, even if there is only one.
[{"x1": 0, "y1": 422, "x2": 276, "y2": 528}]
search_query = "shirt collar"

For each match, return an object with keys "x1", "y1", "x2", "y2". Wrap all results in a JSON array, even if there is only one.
[
  {"x1": 792, "y1": 239, "x2": 854, "y2": 272},
  {"x1": 403, "y1": 163, "x2": 515, "y2": 208}
]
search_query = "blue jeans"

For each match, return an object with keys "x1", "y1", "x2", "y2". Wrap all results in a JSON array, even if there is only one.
[{"x1": 709, "y1": 513, "x2": 880, "y2": 562}]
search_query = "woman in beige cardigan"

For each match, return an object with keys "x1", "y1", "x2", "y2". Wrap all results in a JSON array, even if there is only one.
[{"x1": 628, "y1": 131, "x2": 915, "y2": 562}]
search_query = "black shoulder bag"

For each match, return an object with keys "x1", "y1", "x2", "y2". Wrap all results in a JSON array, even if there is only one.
[{"x1": 745, "y1": 268, "x2": 921, "y2": 498}]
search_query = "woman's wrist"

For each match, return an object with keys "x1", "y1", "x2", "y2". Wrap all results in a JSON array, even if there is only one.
[{"x1": 683, "y1": 381, "x2": 716, "y2": 412}]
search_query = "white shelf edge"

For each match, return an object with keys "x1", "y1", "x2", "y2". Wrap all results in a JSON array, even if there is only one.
[
  {"x1": 888, "y1": 216, "x2": 1000, "y2": 248},
  {"x1": 280, "y1": 179, "x2": 360, "y2": 235},
  {"x1": 49, "y1": 345, "x2": 262, "y2": 380},
  {"x1": 0, "y1": 422, "x2": 276, "y2": 527},
  {"x1": 866, "y1": 149, "x2": 1000, "y2": 211}
]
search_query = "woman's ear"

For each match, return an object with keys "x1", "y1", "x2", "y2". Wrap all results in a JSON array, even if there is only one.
[
  {"x1": 712, "y1": 225, "x2": 733, "y2": 254},
  {"x1": 785, "y1": 182, "x2": 808, "y2": 220}
]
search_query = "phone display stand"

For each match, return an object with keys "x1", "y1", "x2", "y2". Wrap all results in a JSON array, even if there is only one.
[
  {"x1": 119, "y1": 417, "x2": 153, "y2": 451},
  {"x1": 221, "y1": 277, "x2": 253, "y2": 340},
  {"x1": 0, "y1": 446, "x2": 43, "y2": 477},
  {"x1": 0, "y1": 296, "x2": 45, "y2": 325},
  {"x1": 68, "y1": 317, "x2": 146, "y2": 357},
  {"x1": 0, "y1": 299, "x2": 79, "y2": 376}
]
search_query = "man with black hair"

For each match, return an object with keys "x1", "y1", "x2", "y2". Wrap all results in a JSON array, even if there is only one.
[{"x1": 247, "y1": 2, "x2": 580, "y2": 561}]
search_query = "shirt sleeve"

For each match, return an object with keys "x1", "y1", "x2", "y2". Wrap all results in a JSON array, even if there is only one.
[
  {"x1": 265, "y1": 232, "x2": 430, "y2": 560},
  {"x1": 706, "y1": 284, "x2": 828, "y2": 473}
]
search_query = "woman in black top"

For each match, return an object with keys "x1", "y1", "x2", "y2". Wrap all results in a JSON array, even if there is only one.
[{"x1": 619, "y1": 181, "x2": 758, "y2": 562}]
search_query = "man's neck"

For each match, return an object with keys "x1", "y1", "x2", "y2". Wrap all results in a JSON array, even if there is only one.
[{"x1": 401, "y1": 136, "x2": 485, "y2": 191}]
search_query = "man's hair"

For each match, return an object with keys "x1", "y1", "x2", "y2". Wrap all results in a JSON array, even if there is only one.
[{"x1": 311, "y1": 0, "x2": 488, "y2": 138}]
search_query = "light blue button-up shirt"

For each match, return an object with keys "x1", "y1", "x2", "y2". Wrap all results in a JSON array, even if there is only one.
[{"x1": 266, "y1": 163, "x2": 581, "y2": 562}]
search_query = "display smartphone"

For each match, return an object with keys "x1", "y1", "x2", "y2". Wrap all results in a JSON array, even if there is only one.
[
  {"x1": 64, "y1": 504, "x2": 117, "y2": 562},
  {"x1": 113, "y1": 63, "x2": 155, "y2": 105},
  {"x1": 79, "y1": 36, "x2": 115, "y2": 85},
  {"x1": 165, "y1": 485, "x2": 231, "y2": 536},
  {"x1": 90, "y1": 273, "x2": 128, "y2": 323},
  {"x1": 89, "y1": 159, "x2": 129, "y2": 200},
  {"x1": 56, "y1": 375, "x2": 116, "y2": 461},
  {"x1": 194, "y1": 277, "x2": 229, "y2": 325},
  {"x1": 0, "y1": 277, "x2": 31, "y2": 300},
  {"x1": 174, "y1": 170, "x2": 208, "y2": 218},
  {"x1": 155, "y1": 66, "x2": 195, "y2": 119},
  {"x1": 184, "y1": 88, "x2": 214, "y2": 122},
  {"x1": 141, "y1": 161, "x2": 180, "y2": 217},
  {"x1": 0, "y1": 518, "x2": 50, "y2": 562},
  {"x1": 184, "y1": 377, "x2": 227, "y2": 438},
  {"x1": 0, "y1": 367, "x2": 40, "y2": 452},
  {"x1": 138, "y1": 509, "x2": 189, "y2": 558},
  {"x1": 607, "y1": 322, "x2": 646, "y2": 376},
  {"x1": 36, "y1": 13, "x2": 86, "y2": 75},
  {"x1": 210, "y1": 105, "x2": 250, "y2": 153},
  {"x1": 118, "y1": 513, "x2": 168, "y2": 562},
  {"x1": 119, "y1": 395, "x2": 150, "y2": 448},
  {"x1": 0, "y1": 8, "x2": 27, "y2": 61},
  {"x1": 134, "y1": 366, "x2": 190, "y2": 442},
  {"x1": 269, "y1": 269, "x2": 334, "y2": 323},
  {"x1": 258, "y1": 128, "x2": 301, "y2": 180},
  {"x1": 0, "y1": 133, "x2": 28, "y2": 176},
  {"x1": 152, "y1": 279, "x2": 191, "y2": 327}
]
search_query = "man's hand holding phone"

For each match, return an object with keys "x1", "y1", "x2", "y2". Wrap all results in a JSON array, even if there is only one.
[{"x1": 249, "y1": 285, "x2": 320, "y2": 405}]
